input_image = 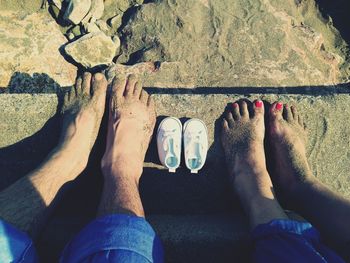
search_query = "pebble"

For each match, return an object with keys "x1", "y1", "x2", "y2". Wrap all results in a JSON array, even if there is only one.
[
  {"x1": 112, "y1": 35, "x2": 120, "y2": 46},
  {"x1": 89, "y1": 0, "x2": 104, "y2": 20},
  {"x1": 71, "y1": 25, "x2": 82, "y2": 36},
  {"x1": 83, "y1": 22, "x2": 100, "y2": 33},
  {"x1": 63, "y1": 0, "x2": 92, "y2": 25},
  {"x1": 67, "y1": 32, "x2": 75, "y2": 40},
  {"x1": 64, "y1": 32, "x2": 118, "y2": 68},
  {"x1": 95, "y1": 20, "x2": 109, "y2": 32},
  {"x1": 107, "y1": 14, "x2": 122, "y2": 29}
]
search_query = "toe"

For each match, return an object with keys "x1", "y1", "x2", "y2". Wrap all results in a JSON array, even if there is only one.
[
  {"x1": 222, "y1": 118, "x2": 229, "y2": 131},
  {"x1": 108, "y1": 94, "x2": 118, "y2": 122},
  {"x1": 283, "y1": 104, "x2": 293, "y2": 122},
  {"x1": 125, "y1": 75, "x2": 137, "y2": 97},
  {"x1": 82, "y1": 72, "x2": 92, "y2": 95},
  {"x1": 253, "y1": 99, "x2": 264, "y2": 117},
  {"x1": 240, "y1": 101, "x2": 249, "y2": 119},
  {"x1": 63, "y1": 90, "x2": 70, "y2": 107},
  {"x1": 91, "y1": 73, "x2": 107, "y2": 97},
  {"x1": 270, "y1": 102, "x2": 283, "y2": 121},
  {"x1": 232, "y1": 102, "x2": 240, "y2": 120},
  {"x1": 134, "y1": 81, "x2": 142, "y2": 98},
  {"x1": 111, "y1": 76, "x2": 127, "y2": 99},
  {"x1": 225, "y1": 110, "x2": 235, "y2": 128},
  {"x1": 75, "y1": 76, "x2": 82, "y2": 96},
  {"x1": 140, "y1": 90, "x2": 149, "y2": 104},
  {"x1": 298, "y1": 115, "x2": 304, "y2": 128},
  {"x1": 147, "y1": 94, "x2": 154, "y2": 107},
  {"x1": 291, "y1": 105, "x2": 298, "y2": 121}
]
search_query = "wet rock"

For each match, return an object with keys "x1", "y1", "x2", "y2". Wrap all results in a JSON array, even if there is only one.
[
  {"x1": 64, "y1": 32, "x2": 118, "y2": 67},
  {"x1": 118, "y1": 0, "x2": 350, "y2": 87},
  {"x1": 0, "y1": 12, "x2": 76, "y2": 88},
  {"x1": 63, "y1": 0, "x2": 92, "y2": 24}
]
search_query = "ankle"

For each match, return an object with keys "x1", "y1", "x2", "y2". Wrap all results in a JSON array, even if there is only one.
[
  {"x1": 101, "y1": 156, "x2": 143, "y2": 183},
  {"x1": 237, "y1": 182, "x2": 288, "y2": 228},
  {"x1": 286, "y1": 176, "x2": 320, "y2": 206},
  {"x1": 232, "y1": 155, "x2": 267, "y2": 178},
  {"x1": 50, "y1": 146, "x2": 88, "y2": 177}
]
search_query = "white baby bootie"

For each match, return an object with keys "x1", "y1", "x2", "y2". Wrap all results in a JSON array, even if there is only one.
[
  {"x1": 157, "y1": 117, "x2": 182, "y2": 173},
  {"x1": 183, "y1": 118, "x2": 208, "y2": 174}
]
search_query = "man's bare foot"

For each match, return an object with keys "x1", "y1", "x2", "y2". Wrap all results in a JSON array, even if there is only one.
[
  {"x1": 58, "y1": 72, "x2": 107, "y2": 175},
  {"x1": 221, "y1": 100, "x2": 287, "y2": 228},
  {"x1": 101, "y1": 74, "x2": 156, "y2": 182},
  {"x1": 267, "y1": 102, "x2": 315, "y2": 204},
  {"x1": 98, "y1": 75, "x2": 156, "y2": 217},
  {"x1": 0, "y1": 72, "x2": 107, "y2": 237}
]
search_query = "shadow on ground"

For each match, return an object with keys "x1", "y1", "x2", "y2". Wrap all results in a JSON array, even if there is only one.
[{"x1": 316, "y1": 0, "x2": 350, "y2": 46}]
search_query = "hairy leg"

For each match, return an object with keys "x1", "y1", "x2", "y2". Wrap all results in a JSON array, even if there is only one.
[
  {"x1": 267, "y1": 102, "x2": 350, "y2": 244},
  {"x1": 221, "y1": 100, "x2": 287, "y2": 229},
  {"x1": 0, "y1": 72, "x2": 107, "y2": 239},
  {"x1": 98, "y1": 75, "x2": 156, "y2": 218}
]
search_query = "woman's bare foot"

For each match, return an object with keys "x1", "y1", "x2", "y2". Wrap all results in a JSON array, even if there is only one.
[
  {"x1": 267, "y1": 102, "x2": 315, "y2": 204},
  {"x1": 266, "y1": 102, "x2": 350, "y2": 245},
  {"x1": 58, "y1": 72, "x2": 107, "y2": 175},
  {"x1": 221, "y1": 100, "x2": 287, "y2": 228},
  {"x1": 98, "y1": 75, "x2": 156, "y2": 217}
]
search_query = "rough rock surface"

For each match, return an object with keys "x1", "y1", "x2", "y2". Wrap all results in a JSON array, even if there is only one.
[
  {"x1": 88, "y1": 0, "x2": 104, "y2": 20},
  {"x1": 100, "y1": 0, "x2": 143, "y2": 35},
  {"x1": 63, "y1": 0, "x2": 92, "y2": 24},
  {"x1": 0, "y1": 11, "x2": 77, "y2": 88},
  {"x1": 118, "y1": 0, "x2": 350, "y2": 88},
  {"x1": 64, "y1": 32, "x2": 118, "y2": 67},
  {"x1": 0, "y1": 0, "x2": 43, "y2": 14}
]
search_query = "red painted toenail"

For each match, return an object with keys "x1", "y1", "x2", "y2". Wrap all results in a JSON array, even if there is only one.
[
  {"x1": 233, "y1": 103, "x2": 238, "y2": 108},
  {"x1": 276, "y1": 102, "x2": 283, "y2": 110},
  {"x1": 255, "y1": 100, "x2": 263, "y2": 108}
]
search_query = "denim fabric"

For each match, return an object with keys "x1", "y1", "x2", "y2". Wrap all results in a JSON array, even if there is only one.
[
  {"x1": 60, "y1": 214, "x2": 164, "y2": 263},
  {"x1": 0, "y1": 219, "x2": 37, "y2": 263},
  {"x1": 252, "y1": 219, "x2": 345, "y2": 263},
  {"x1": 0, "y1": 217, "x2": 345, "y2": 263}
]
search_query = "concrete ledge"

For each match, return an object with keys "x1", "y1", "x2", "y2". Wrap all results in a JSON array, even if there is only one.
[{"x1": 1, "y1": 93, "x2": 350, "y2": 262}]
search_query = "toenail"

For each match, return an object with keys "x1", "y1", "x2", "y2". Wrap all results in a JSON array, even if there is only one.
[
  {"x1": 255, "y1": 100, "x2": 263, "y2": 108},
  {"x1": 233, "y1": 103, "x2": 238, "y2": 108},
  {"x1": 276, "y1": 102, "x2": 283, "y2": 110}
]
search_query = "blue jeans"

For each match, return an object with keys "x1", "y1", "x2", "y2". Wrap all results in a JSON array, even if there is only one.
[{"x1": 0, "y1": 215, "x2": 344, "y2": 263}]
